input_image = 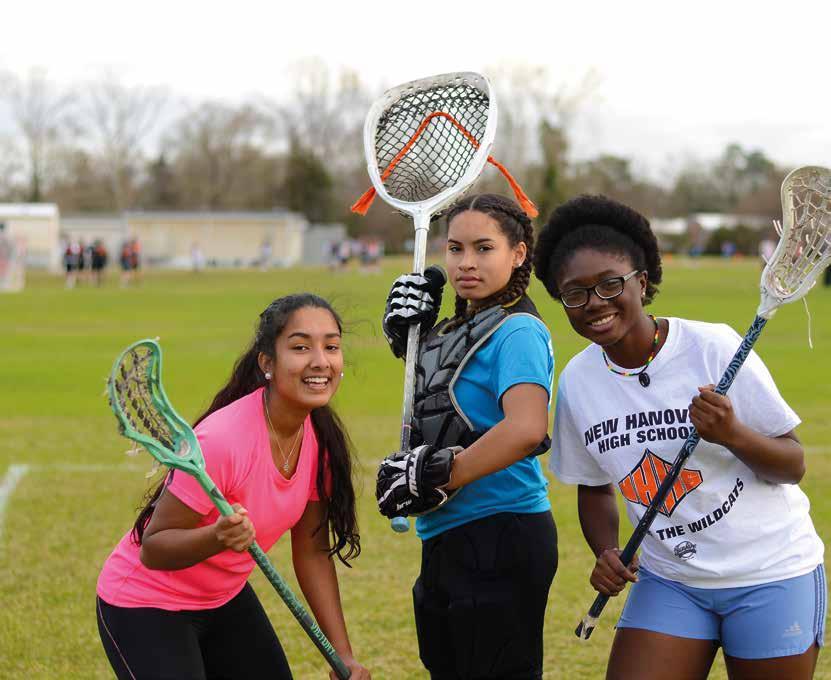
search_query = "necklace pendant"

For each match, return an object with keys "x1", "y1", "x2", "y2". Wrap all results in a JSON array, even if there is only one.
[
  {"x1": 639, "y1": 372, "x2": 651, "y2": 388},
  {"x1": 283, "y1": 461, "x2": 290, "y2": 472}
]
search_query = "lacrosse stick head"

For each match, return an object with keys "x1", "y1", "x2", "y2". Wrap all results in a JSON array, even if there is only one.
[
  {"x1": 107, "y1": 339, "x2": 205, "y2": 476},
  {"x1": 359, "y1": 72, "x2": 497, "y2": 218},
  {"x1": 758, "y1": 166, "x2": 831, "y2": 318}
]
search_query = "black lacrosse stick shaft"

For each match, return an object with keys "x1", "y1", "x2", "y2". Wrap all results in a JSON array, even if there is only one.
[{"x1": 576, "y1": 315, "x2": 768, "y2": 639}]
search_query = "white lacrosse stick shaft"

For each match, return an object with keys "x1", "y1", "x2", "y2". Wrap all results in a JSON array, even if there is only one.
[
  {"x1": 400, "y1": 213, "x2": 430, "y2": 453},
  {"x1": 356, "y1": 72, "x2": 498, "y2": 532}
]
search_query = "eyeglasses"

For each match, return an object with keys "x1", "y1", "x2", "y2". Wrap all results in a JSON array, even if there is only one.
[{"x1": 559, "y1": 270, "x2": 643, "y2": 309}]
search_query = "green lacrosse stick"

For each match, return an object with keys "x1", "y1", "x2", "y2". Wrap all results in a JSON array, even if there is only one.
[{"x1": 107, "y1": 338, "x2": 351, "y2": 679}]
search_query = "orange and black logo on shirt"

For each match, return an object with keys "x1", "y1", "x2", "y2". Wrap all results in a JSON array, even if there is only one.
[{"x1": 618, "y1": 449, "x2": 703, "y2": 517}]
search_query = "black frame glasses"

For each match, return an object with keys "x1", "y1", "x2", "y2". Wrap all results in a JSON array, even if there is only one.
[{"x1": 559, "y1": 270, "x2": 643, "y2": 309}]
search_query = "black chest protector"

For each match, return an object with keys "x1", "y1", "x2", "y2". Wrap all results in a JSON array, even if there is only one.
[{"x1": 411, "y1": 295, "x2": 551, "y2": 455}]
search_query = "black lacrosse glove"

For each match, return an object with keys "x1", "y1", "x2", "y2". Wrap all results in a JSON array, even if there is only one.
[
  {"x1": 382, "y1": 265, "x2": 446, "y2": 358},
  {"x1": 376, "y1": 444, "x2": 457, "y2": 518}
]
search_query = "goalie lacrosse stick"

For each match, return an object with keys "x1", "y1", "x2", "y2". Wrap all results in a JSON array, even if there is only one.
[
  {"x1": 352, "y1": 71, "x2": 536, "y2": 532},
  {"x1": 107, "y1": 339, "x2": 351, "y2": 679},
  {"x1": 575, "y1": 165, "x2": 831, "y2": 640}
]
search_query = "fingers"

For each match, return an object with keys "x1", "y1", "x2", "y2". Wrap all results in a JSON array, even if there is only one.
[
  {"x1": 691, "y1": 386, "x2": 728, "y2": 418},
  {"x1": 690, "y1": 385, "x2": 735, "y2": 443},
  {"x1": 332, "y1": 655, "x2": 370, "y2": 679},
  {"x1": 691, "y1": 394, "x2": 721, "y2": 417},
  {"x1": 690, "y1": 399, "x2": 718, "y2": 427},
  {"x1": 590, "y1": 549, "x2": 639, "y2": 597},
  {"x1": 386, "y1": 271, "x2": 443, "y2": 323},
  {"x1": 216, "y1": 505, "x2": 256, "y2": 552},
  {"x1": 394, "y1": 268, "x2": 445, "y2": 293},
  {"x1": 332, "y1": 668, "x2": 370, "y2": 680},
  {"x1": 423, "y1": 265, "x2": 447, "y2": 290},
  {"x1": 696, "y1": 385, "x2": 730, "y2": 407},
  {"x1": 348, "y1": 662, "x2": 371, "y2": 679}
]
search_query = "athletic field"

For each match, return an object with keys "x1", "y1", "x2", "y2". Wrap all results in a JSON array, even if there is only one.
[{"x1": 2, "y1": 257, "x2": 829, "y2": 679}]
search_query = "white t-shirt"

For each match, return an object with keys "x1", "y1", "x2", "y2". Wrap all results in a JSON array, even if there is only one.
[{"x1": 551, "y1": 317, "x2": 824, "y2": 588}]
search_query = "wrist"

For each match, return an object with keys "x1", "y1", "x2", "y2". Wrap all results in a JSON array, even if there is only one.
[
  {"x1": 718, "y1": 421, "x2": 748, "y2": 451},
  {"x1": 443, "y1": 447, "x2": 465, "y2": 490},
  {"x1": 334, "y1": 643, "x2": 355, "y2": 663},
  {"x1": 595, "y1": 545, "x2": 619, "y2": 558}
]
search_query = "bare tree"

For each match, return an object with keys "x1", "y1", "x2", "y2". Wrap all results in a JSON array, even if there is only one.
[
  {"x1": 480, "y1": 62, "x2": 600, "y2": 204},
  {"x1": 48, "y1": 147, "x2": 113, "y2": 212},
  {"x1": 83, "y1": 73, "x2": 167, "y2": 211},
  {"x1": 257, "y1": 59, "x2": 378, "y2": 226},
  {"x1": 0, "y1": 136, "x2": 25, "y2": 200},
  {"x1": 0, "y1": 68, "x2": 75, "y2": 202},
  {"x1": 264, "y1": 58, "x2": 369, "y2": 171},
  {"x1": 167, "y1": 101, "x2": 271, "y2": 209},
  {"x1": 482, "y1": 62, "x2": 549, "y2": 180}
]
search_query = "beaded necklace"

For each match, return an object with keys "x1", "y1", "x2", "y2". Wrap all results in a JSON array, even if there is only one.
[{"x1": 601, "y1": 314, "x2": 659, "y2": 387}]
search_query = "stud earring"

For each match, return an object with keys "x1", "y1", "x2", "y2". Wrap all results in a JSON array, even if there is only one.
[
  {"x1": 340, "y1": 372, "x2": 344, "y2": 378},
  {"x1": 265, "y1": 371, "x2": 272, "y2": 380}
]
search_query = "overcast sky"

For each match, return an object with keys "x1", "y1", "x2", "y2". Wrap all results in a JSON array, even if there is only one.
[{"x1": 3, "y1": 1, "x2": 828, "y2": 178}]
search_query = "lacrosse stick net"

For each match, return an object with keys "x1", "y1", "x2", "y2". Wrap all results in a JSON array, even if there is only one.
[
  {"x1": 576, "y1": 165, "x2": 831, "y2": 640},
  {"x1": 351, "y1": 76, "x2": 537, "y2": 217},
  {"x1": 109, "y1": 342, "x2": 195, "y2": 469},
  {"x1": 759, "y1": 166, "x2": 831, "y2": 317},
  {"x1": 107, "y1": 339, "x2": 351, "y2": 679}
]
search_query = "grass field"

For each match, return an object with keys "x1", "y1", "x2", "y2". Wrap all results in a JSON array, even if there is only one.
[{"x1": 2, "y1": 257, "x2": 830, "y2": 679}]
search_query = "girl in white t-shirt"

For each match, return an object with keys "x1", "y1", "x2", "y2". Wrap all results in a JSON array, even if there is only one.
[{"x1": 533, "y1": 195, "x2": 825, "y2": 679}]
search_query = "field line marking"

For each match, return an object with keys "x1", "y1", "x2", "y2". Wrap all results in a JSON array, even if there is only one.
[
  {"x1": 0, "y1": 464, "x2": 30, "y2": 541},
  {"x1": 0, "y1": 462, "x2": 149, "y2": 544}
]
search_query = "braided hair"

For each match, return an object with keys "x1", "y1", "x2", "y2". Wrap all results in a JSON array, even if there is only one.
[
  {"x1": 445, "y1": 193, "x2": 536, "y2": 320},
  {"x1": 533, "y1": 194, "x2": 663, "y2": 305}
]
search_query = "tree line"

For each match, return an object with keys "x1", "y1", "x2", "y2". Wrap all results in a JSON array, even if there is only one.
[{"x1": 0, "y1": 61, "x2": 789, "y2": 249}]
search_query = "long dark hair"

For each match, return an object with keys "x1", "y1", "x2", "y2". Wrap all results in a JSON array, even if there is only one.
[
  {"x1": 444, "y1": 193, "x2": 536, "y2": 320},
  {"x1": 131, "y1": 294, "x2": 361, "y2": 564}
]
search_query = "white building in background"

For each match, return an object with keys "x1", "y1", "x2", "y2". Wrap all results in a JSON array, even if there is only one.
[
  {"x1": 60, "y1": 210, "x2": 309, "y2": 269},
  {"x1": 123, "y1": 210, "x2": 307, "y2": 268},
  {"x1": 0, "y1": 204, "x2": 61, "y2": 271},
  {"x1": 10, "y1": 205, "x2": 351, "y2": 271}
]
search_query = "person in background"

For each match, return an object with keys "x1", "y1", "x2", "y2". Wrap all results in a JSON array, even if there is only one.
[{"x1": 90, "y1": 240, "x2": 108, "y2": 286}]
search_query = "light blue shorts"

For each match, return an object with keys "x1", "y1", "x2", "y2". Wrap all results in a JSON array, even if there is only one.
[{"x1": 618, "y1": 564, "x2": 826, "y2": 659}]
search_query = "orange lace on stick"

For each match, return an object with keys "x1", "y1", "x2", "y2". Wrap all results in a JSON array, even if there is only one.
[{"x1": 350, "y1": 111, "x2": 538, "y2": 218}]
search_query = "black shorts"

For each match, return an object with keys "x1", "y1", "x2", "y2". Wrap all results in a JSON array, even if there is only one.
[
  {"x1": 413, "y1": 511, "x2": 558, "y2": 680},
  {"x1": 96, "y1": 583, "x2": 292, "y2": 680}
]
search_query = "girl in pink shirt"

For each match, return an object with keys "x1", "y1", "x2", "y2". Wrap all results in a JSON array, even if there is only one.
[{"x1": 96, "y1": 294, "x2": 370, "y2": 680}]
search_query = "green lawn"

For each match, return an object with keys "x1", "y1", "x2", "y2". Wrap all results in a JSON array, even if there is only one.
[{"x1": 1, "y1": 257, "x2": 829, "y2": 679}]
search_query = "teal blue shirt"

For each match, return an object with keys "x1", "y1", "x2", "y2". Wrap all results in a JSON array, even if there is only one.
[{"x1": 416, "y1": 313, "x2": 554, "y2": 540}]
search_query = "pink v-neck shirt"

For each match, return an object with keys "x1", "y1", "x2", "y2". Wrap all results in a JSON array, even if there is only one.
[{"x1": 97, "y1": 387, "x2": 326, "y2": 610}]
